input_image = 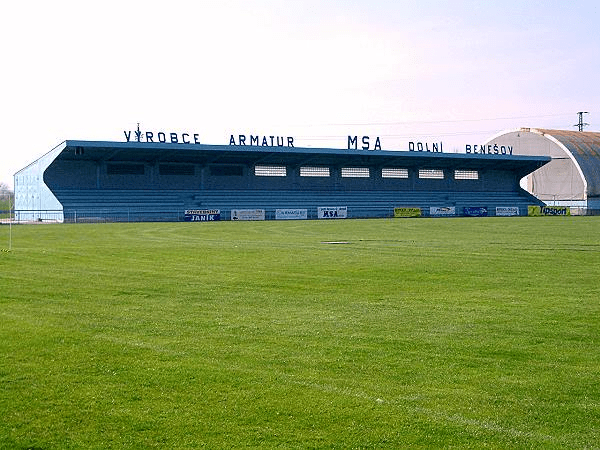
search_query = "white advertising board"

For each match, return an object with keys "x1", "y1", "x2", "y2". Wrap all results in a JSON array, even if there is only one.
[
  {"x1": 231, "y1": 209, "x2": 265, "y2": 221},
  {"x1": 430, "y1": 206, "x2": 455, "y2": 216},
  {"x1": 317, "y1": 206, "x2": 347, "y2": 219},
  {"x1": 496, "y1": 206, "x2": 520, "y2": 216},
  {"x1": 275, "y1": 209, "x2": 308, "y2": 220}
]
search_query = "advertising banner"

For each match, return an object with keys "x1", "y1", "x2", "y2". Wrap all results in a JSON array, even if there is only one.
[
  {"x1": 184, "y1": 209, "x2": 221, "y2": 222},
  {"x1": 394, "y1": 207, "x2": 421, "y2": 218},
  {"x1": 275, "y1": 209, "x2": 308, "y2": 220},
  {"x1": 463, "y1": 206, "x2": 488, "y2": 217},
  {"x1": 496, "y1": 206, "x2": 520, "y2": 216},
  {"x1": 528, "y1": 205, "x2": 571, "y2": 216},
  {"x1": 317, "y1": 206, "x2": 347, "y2": 219},
  {"x1": 231, "y1": 209, "x2": 265, "y2": 221},
  {"x1": 430, "y1": 206, "x2": 455, "y2": 216}
]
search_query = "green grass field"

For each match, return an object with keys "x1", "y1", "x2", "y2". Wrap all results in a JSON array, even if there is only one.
[{"x1": 1, "y1": 218, "x2": 599, "y2": 448}]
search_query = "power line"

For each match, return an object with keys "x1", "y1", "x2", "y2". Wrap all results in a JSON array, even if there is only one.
[
  {"x1": 311, "y1": 112, "x2": 578, "y2": 127},
  {"x1": 300, "y1": 129, "x2": 501, "y2": 141}
]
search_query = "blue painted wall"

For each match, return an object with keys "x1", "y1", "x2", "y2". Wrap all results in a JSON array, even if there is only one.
[{"x1": 43, "y1": 158, "x2": 539, "y2": 220}]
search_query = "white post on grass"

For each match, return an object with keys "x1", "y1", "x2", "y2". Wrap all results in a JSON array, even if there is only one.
[{"x1": 8, "y1": 194, "x2": 12, "y2": 251}]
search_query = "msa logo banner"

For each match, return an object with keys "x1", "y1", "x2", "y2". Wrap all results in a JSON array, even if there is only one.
[
  {"x1": 184, "y1": 209, "x2": 220, "y2": 222},
  {"x1": 275, "y1": 209, "x2": 308, "y2": 220},
  {"x1": 496, "y1": 206, "x2": 520, "y2": 216},
  {"x1": 318, "y1": 206, "x2": 348, "y2": 219},
  {"x1": 430, "y1": 206, "x2": 455, "y2": 216},
  {"x1": 463, "y1": 207, "x2": 488, "y2": 217},
  {"x1": 528, "y1": 205, "x2": 571, "y2": 216}
]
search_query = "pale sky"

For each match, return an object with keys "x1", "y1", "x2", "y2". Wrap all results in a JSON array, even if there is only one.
[{"x1": 2, "y1": 0, "x2": 599, "y2": 188}]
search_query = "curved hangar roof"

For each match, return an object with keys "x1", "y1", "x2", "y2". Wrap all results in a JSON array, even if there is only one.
[
  {"x1": 48, "y1": 139, "x2": 549, "y2": 179},
  {"x1": 485, "y1": 128, "x2": 600, "y2": 201}
]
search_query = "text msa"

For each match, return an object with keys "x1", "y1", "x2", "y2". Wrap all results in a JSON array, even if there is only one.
[{"x1": 347, "y1": 136, "x2": 382, "y2": 151}]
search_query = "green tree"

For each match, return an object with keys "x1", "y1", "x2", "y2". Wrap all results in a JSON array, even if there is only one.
[{"x1": 0, "y1": 182, "x2": 14, "y2": 215}]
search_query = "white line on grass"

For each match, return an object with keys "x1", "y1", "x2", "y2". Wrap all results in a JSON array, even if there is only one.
[{"x1": 285, "y1": 377, "x2": 574, "y2": 446}]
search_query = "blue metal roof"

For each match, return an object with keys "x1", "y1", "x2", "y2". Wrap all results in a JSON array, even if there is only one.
[
  {"x1": 57, "y1": 140, "x2": 550, "y2": 178},
  {"x1": 536, "y1": 129, "x2": 600, "y2": 197}
]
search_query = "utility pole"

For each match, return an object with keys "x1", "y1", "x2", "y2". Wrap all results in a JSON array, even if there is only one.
[{"x1": 574, "y1": 111, "x2": 589, "y2": 132}]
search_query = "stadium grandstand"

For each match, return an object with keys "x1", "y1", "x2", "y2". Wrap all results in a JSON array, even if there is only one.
[
  {"x1": 13, "y1": 140, "x2": 550, "y2": 222},
  {"x1": 485, "y1": 128, "x2": 600, "y2": 214}
]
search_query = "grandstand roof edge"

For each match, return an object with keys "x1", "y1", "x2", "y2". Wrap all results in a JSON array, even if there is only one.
[{"x1": 62, "y1": 140, "x2": 550, "y2": 163}]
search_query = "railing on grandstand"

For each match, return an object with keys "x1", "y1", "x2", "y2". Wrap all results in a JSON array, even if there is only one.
[
  {"x1": 64, "y1": 210, "x2": 186, "y2": 223},
  {"x1": 11, "y1": 210, "x2": 185, "y2": 223},
  {"x1": 7, "y1": 207, "x2": 600, "y2": 223}
]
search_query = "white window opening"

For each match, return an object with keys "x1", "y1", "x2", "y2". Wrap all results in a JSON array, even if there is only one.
[
  {"x1": 300, "y1": 166, "x2": 330, "y2": 177},
  {"x1": 341, "y1": 167, "x2": 370, "y2": 178},
  {"x1": 254, "y1": 165, "x2": 287, "y2": 177},
  {"x1": 419, "y1": 169, "x2": 444, "y2": 179},
  {"x1": 455, "y1": 170, "x2": 479, "y2": 180},
  {"x1": 382, "y1": 168, "x2": 408, "y2": 179}
]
